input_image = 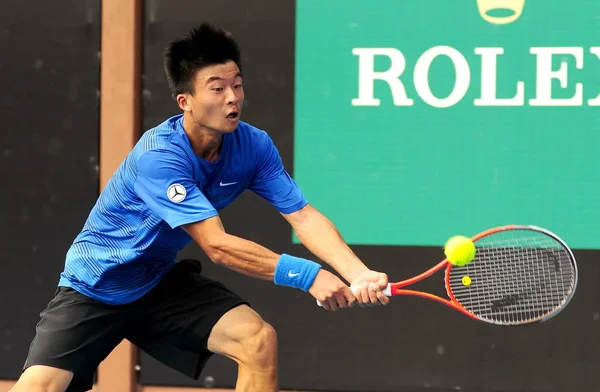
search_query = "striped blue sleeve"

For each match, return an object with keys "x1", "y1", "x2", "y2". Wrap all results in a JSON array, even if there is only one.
[
  {"x1": 134, "y1": 149, "x2": 218, "y2": 228},
  {"x1": 249, "y1": 133, "x2": 308, "y2": 214}
]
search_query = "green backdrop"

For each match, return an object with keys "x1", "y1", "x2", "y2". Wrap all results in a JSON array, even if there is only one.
[{"x1": 294, "y1": 0, "x2": 600, "y2": 249}]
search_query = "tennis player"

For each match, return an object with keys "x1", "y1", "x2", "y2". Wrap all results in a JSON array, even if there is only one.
[{"x1": 9, "y1": 23, "x2": 389, "y2": 392}]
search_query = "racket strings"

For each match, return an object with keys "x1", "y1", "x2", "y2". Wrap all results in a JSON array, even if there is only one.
[{"x1": 447, "y1": 229, "x2": 576, "y2": 325}]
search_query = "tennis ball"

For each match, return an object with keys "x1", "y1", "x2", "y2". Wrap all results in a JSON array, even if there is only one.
[
  {"x1": 462, "y1": 276, "x2": 472, "y2": 286},
  {"x1": 444, "y1": 235, "x2": 476, "y2": 267}
]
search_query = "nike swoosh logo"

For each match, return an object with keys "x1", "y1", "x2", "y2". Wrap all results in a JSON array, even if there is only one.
[
  {"x1": 288, "y1": 271, "x2": 301, "y2": 277},
  {"x1": 219, "y1": 181, "x2": 238, "y2": 187}
]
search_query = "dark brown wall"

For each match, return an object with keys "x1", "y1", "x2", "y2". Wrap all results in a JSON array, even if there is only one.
[
  {"x1": 1, "y1": 0, "x2": 599, "y2": 391},
  {"x1": 0, "y1": 0, "x2": 101, "y2": 380}
]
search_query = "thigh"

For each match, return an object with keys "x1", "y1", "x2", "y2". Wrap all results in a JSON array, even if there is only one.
[
  {"x1": 129, "y1": 259, "x2": 249, "y2": 379},
  {"x1": 25, "y1": 287, "x2": 131, "y2": 392}
]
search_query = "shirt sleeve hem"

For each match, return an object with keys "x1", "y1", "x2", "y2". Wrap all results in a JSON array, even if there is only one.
[
  {"x1": 167, "y1": 211, "x2": 219, "y2": 229},
  {"x1": 276, "y1": 199, "x2": 309, "y2": 214}
]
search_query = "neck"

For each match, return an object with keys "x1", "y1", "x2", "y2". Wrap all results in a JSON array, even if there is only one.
[{"x1": 182, "y1": 113, "x2": 223, "y2": 162}]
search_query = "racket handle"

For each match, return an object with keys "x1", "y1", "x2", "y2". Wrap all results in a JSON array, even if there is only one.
[{"x1": 316, "y1": 283, "x2": 392, "y2": 307}]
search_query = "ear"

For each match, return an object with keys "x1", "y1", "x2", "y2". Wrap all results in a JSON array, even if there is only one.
[{"x1": 176, "y1": 94, "x2": 192, "y2": 112}]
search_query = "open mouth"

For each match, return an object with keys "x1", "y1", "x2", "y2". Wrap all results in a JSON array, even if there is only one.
[{"x1": 226, "y1": 112, "x2": 239, "y2": 119}]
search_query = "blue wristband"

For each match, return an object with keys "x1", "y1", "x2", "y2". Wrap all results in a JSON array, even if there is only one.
[{"x1": 274, "y1": 254, "x2": 321, "y2": 291}]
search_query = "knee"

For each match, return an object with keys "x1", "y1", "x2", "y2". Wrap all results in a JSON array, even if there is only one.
[
  {"x1": 238, "y1": 321, "x2": 278, "y2": 368},
  {"x1": 10, "y1": 366, "x2": 72, "y2": 392},
  {"x1": 11, "y1": 378, "x2": 59, "y2": 392}
]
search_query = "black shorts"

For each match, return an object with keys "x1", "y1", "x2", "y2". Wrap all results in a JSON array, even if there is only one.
[{"x1": 23, "y1": 259, "x2": 249, "y2": 392}]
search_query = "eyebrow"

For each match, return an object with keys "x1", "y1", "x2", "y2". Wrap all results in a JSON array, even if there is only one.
[{"x1": 205, "y1": 72, "x2": 243, "y2": 84}]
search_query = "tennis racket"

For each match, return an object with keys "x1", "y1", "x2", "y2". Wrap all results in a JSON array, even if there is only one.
[{"x1": 318, "y1": 225, "x2": 578, "y2": 326}]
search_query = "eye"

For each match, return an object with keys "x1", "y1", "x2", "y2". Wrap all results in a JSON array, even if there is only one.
[
  {"x1": 212, "y1": 87, "x2": 224, "y2": 92},
  {"x1": 235, "y1": 83, "x2": 243, "y2": 89}
]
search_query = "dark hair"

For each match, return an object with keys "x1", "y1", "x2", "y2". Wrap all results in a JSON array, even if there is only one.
[{"x1": 164, "y1": 23, "x2": 242, "y2": 98}]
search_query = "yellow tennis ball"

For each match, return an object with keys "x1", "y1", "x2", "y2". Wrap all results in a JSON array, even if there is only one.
[
  {"x1": 462, "y1": 276, "x2": 472, "y2": 286},
  {"x1": 444, "y1": 235, "x2": 476, "y2": 266}
]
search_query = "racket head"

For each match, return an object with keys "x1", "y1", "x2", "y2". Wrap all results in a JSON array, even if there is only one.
[{"x1": 444, "y1": 225, "x2": 578, "y2": 326}]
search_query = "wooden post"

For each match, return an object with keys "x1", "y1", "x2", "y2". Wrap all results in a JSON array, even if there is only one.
[{"x1": 96, "y1": 0, "x2": 142, "y2": 390}]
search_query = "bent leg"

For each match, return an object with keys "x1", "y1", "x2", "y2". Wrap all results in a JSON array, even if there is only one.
[
  {"x1": 129, "y1": 260, "x2": 277, "y2": 391},
  {"x1": 207, "y1": 305, "x2": 279, "y2": 392}
]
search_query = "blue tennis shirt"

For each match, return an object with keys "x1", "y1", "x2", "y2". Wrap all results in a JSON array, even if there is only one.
[{"x1": 59, "y1": 114, "x2": 307, "y2": 304}]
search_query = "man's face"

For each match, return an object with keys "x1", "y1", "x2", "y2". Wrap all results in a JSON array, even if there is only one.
[{"x1": 179, "y1": 60, "x2": 244, "y2": 133}]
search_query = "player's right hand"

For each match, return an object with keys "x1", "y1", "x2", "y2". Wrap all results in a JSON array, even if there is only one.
[{"x1": 309, "y1": 269, "x2": 356, "y2": 311}]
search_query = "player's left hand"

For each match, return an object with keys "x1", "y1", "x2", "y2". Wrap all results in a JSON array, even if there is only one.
[{"x1": 351, "y1": 270, "x2": 390, "y2": 307}]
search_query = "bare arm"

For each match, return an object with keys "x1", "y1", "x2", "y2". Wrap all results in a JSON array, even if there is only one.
[
  {"x1": 282, "y1": 204, "x2": 368, "y2": 283},
  {"x1": 182, "y1": 214, "x2": 356, "y2": 310},
  {"x1": 182, "y1": 216, "x2": 279, "y2": 280}
]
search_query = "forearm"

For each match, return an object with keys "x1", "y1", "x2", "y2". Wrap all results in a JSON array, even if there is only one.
[
  {"x1": 183, "y1": 216, "x2": 322, "y2": 291},
  {"x1": 291, "y1": 206, "x2": 368, "y2": 283},
  {"x1": 207, "y1": 233, "x2": 280, "y2": 280}
]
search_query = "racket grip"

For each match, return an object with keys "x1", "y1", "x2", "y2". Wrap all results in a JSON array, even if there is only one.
[{"x1": 316, "y1": 283, "x2": 392, "y2": 307}]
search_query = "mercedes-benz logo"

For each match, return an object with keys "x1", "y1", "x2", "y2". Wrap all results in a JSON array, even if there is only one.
[{"x1": 167, "y1": 183, "x2": 186, "y2": 203}]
